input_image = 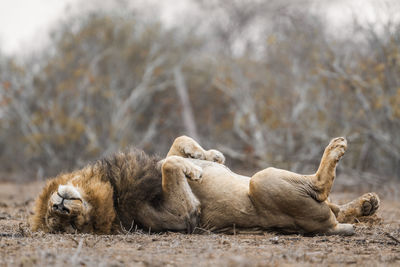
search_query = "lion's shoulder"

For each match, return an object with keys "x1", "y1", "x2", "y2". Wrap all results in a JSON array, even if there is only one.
[{"x1": 95, "y1": 149, "x2": 163, "y2": 229}]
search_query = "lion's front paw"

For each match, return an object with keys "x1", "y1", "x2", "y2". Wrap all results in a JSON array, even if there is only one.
[
  {"x1": 183, "y1": 162, "x2": 203, "y2": 181},
  {"x1": 186, "y1": 206, "x2": 201, "y2": 234},
  {"x1": 183, "y1": 146, "x2": 206, "y2": 160},
  {"x1": 326, "y1": 137, "x2": 347, "y2": 161},
  {"x1": 205, "y1": 149, "x2": 225, "y2": 164},
  {"x1": 360, "y1": 192, "x2": 380, "y2": 216}
]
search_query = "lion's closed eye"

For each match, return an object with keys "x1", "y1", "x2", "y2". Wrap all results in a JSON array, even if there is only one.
[{"x1": 70, "y1": 221, "x2": 77, "y2": 230}]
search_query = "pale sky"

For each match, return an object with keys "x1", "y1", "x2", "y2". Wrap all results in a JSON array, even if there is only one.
[
  {"x1": 0, "y1": 0, "x2": 194, "y2": 56},
  {"x1": 0, "y1": 0, "x2": 80, "y2": 55},
  {"x1": 0, "y1": 0, "x2": 391, "y2": 56}
]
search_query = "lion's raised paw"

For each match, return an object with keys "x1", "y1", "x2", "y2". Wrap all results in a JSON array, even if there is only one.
[
  {"x1": 183, "y1": 162, "x2": 203, "y2": 181},
  {"x1": 326, "y1": 137, "x2": 347, "y2": 161},
  {"x1": 183, "y1": 146, "x2": 206, "y2": 160},
  {"x1": 205, "y1": 149, "x2": 225, "y2": 164},
  {"x1": 360, "y1": 192, "x2": 380, "y2": 216}
]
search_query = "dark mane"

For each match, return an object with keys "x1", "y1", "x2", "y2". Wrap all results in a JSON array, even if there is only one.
[{"x1": 96, "y1": 148, "x2": 163, "y2": 231}]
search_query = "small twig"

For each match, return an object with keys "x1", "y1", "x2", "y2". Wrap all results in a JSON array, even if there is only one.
[
  {"x1": 0, "y1": 233, "x2": 14, "y2": 237},
  {"x1": 193, "y1": 227, "x2": 212, "y2": 235},
  {"x1": 18, "y1": 223, "x2": 29, "y2": 237},
  {"x1": 84, "y1": 237, "x2": 101, "y2": 248},
  {"x1": 67, "y1": 235, "x2": 79, "y2": 246},
  {"x1": 71, "y1": 238, "x2": 84, "y2": 264},
  {"x1": 385, "y1": 232, "x2": 400, "y2": 244},
  {"x1": 119, "y1": 220, "x2": 135, "y2": 235}
]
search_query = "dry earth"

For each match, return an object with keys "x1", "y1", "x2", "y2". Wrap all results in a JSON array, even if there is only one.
[{"x1": 0, "y1": 181, "x2": 399, "y2": 267}]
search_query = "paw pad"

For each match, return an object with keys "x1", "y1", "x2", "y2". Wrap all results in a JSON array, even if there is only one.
[
  {"x1": 327, "y1": 137, "x2": 347, "y2": 161},
  {"x1": 361, "y1": 193, "x2": 380, "y2": 216}
]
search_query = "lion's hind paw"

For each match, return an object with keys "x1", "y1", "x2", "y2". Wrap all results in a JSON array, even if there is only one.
[
  {"x1": 360, "y1": 192, "x2": 380, "y2": 216},
  {"x1": 326, "y1": 137, "x2": 347, "y2": 161}
]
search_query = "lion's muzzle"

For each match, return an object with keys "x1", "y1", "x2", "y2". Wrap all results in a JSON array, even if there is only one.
[
  {"x1": 52, "y1": 201, "x2": 70, "y2": 214},
  {"x1": 49, "y1": 185, "x2": 84, "y2": 216}
]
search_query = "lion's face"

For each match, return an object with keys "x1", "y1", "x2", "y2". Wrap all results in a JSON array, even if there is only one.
[{"x1": 45, "y1": 185, "x2": 92, "y2": 233}]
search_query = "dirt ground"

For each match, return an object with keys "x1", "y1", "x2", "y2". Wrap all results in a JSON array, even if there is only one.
[{"x1": 0, "y1": 181, "x2": 399, "y2": 267}]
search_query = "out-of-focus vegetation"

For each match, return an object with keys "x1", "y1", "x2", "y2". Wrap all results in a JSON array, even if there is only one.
[{"x1": 0, "y1": 1, "x2": 399, "y2": 183}]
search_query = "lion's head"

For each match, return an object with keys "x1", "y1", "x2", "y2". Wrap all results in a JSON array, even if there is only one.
[
  {"x1": 45, "y1": 185, "x2": 92, "y2": 233},
  {"x1": 31, "y1": 168, "x2": 116, "y2": 234}
]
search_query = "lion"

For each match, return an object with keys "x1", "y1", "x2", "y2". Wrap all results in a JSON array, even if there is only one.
[{"x1": 31, "y1": 136, "x2": 380, "y2": 235}]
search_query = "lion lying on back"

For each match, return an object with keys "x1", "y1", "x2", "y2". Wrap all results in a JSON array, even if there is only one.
[{"x1": 31, "y1": 136, "x2": 380, "y2": 235}]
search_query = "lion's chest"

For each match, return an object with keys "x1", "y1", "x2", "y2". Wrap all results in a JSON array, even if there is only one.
[{"x1": 186, "y1": 160, "x2": 259, "y2": 230}]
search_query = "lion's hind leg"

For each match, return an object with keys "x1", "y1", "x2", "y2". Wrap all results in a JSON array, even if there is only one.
[
  {"x1": 310, "y1": 137, "x2": 348, "y2": 202},
  {"x1": 249, "y1": 168, "x2": 355, "y2": 236},
  {"x1": 167, "y1": 136, "x2": 225, "y2": 164},
  {"x1": 251, "y1": 137, "x2": 348, "y2": 204},
  {"x1": 329, "y1": 192, "x2": 380, "y2": 223}
]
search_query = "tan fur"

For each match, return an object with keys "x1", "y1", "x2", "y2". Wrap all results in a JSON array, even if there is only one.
[
  {"x1": 31, "y1": 136, "x2": 380, "y2": 236},
  {"x1": 32, "y1": 166, "x2": 115, "y2": 233},
  {"x1": 333, "y1": 192, "x2": 380, "y2": 223}
]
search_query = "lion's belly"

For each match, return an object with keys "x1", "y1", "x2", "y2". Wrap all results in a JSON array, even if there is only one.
[{"x1": 186, "y1": 159, "x2": 261, "y2": 231}]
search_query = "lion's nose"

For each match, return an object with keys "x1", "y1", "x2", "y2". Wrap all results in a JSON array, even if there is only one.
[{"x1": 52, "y1": 203, "x2": 70, "y2": 214}]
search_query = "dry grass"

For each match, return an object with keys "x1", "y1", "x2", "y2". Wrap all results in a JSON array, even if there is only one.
[{"x1": 0, "y1": 181, "x2": 399, "y2": 266}]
